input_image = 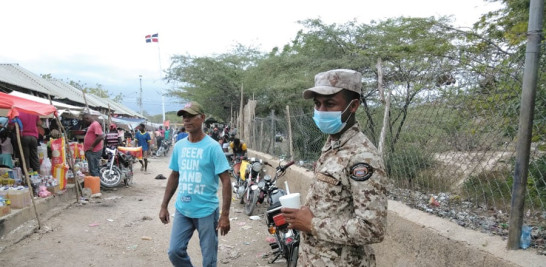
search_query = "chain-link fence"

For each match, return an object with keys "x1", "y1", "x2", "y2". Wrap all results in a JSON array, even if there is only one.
[{"x1": 240, "y1": 46, "x2": 545, "y2": 247}]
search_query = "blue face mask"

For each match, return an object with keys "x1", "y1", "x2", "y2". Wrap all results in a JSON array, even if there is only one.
[{"x1": 313, "y1": 100, "x2": 355, "y2": 134}]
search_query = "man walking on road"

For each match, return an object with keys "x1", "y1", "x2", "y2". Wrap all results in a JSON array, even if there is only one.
[
  {"x1": 159, "y1": 101, "x2": 232, "y2": 267},
  {"x1": 135, "y1": 123, "x2": 151, "y2": 172},
  {"x1": 281, "y1": 69, "x2": 388, "y2": 266}
]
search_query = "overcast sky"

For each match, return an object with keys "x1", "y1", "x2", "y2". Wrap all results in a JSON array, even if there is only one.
[{"x1": 0, "y1": 0, "x2": 501, "y2": 116}]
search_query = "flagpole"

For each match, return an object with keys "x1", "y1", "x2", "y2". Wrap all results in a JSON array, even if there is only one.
[{"x1": 156, "y1": 35, "x2": 166, "y2": 123}]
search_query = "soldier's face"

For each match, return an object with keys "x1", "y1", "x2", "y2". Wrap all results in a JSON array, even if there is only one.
[
  {"x1": 314, "y1": 92, "x2": 359, "y2": 122},
  {"x1": 313, "y1": 92, "x2": 350, "y2": 112}
]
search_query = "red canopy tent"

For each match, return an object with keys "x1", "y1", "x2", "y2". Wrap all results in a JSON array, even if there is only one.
[{"x1": 0, "y1": 91, "x2": 58, "y2": 119}]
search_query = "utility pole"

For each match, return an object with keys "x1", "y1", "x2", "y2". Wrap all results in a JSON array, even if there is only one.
[
  {"x1": 162, "y1": 94, "x2": 165, "y2": 122},
  {"x1": 139, "y1": 75, "x2": 143, "y2": 115}
]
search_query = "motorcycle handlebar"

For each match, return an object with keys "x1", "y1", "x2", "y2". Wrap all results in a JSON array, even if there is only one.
[{"x1": 278, "y1": 160, "x2": 295, "y2": 172}]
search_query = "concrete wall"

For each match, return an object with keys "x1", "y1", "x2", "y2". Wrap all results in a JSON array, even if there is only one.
[
  {"x1": 249, "y1": 150, "x2": 544, "y2": 267},
  {"x1": 0, "y1": 185, "x2": 76, "y2": 252}
]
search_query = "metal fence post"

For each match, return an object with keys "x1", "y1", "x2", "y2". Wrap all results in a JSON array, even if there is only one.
[
  {"x1": 271, "y1": 110, "x2": 276, "y2": 155},
  {"x1": 259, "y1": 120, "x2": 264, "y2": 151},
  {"x1": 286, "y1": 105, "x2": 294, "y2": 160},
  {"x1": 507, "y1": 0, "x2": 544, "y2": 250}
]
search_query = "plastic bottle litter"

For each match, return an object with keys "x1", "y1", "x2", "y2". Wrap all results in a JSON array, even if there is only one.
[
  {"x1": 40, "y1": 158, "x2": 52, "y2": 177},
  {"x1": 520, "y1": 225, "x2": 532, "y2": 249}
]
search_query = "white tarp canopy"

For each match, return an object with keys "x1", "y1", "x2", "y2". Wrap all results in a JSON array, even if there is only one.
[{"x1": 111, "y1": 117, "x2": 147, "y2": 130}]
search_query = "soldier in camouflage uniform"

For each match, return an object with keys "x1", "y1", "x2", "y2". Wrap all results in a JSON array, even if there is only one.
[{"x1": 281, "y1": 69, "x2": 388, "y2": 267}]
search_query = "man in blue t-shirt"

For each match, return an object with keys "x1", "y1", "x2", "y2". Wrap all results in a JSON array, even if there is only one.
[
  {"x1": 159, "y1": 101, "x2": 231, "y2": 267},
  {"x1": 176, "y1": 127, "x2": 188, "y2": 142},
  {"x1": 135, "y1": 123, "x2": 151, "y2": 172}
]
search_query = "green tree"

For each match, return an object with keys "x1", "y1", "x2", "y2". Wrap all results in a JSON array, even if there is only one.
[
  {"x1": 165, "y1": 44, "x2": 263, "y2": 122},
  {"x1": 466, "y1": 0, "x2": 546, "y2": 142},
  {"x1": 475, "y1": 0, "x2": 546, "y2": 46},
  {"x1": 363, "y1": 17, "x2": 461, "y2": 152}
]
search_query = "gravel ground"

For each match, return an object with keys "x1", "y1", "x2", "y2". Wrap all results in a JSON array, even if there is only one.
[{"x1": 388, "y1": 186, "x2": 546, "y2": 256}]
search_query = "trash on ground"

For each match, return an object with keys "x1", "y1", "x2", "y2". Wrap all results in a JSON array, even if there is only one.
[
  {"x1": 88, "y1": 223, "x2": 99, "y2": 227},
  {"x1": 428, "y1": 196, "x2": 440, "y2": 207},
  {"x1": 249, "y1": 215, "x2": 260, "y2": 220}
]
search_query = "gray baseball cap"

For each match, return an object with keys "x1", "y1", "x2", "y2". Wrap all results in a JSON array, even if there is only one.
[{"x1": 303, "y1": 69, "x2": 362, "y2": 99}]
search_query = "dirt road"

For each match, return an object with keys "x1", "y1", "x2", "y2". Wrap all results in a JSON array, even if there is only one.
[{"x1": 0, "y1": 152, "x2": 286, "y2": 267}]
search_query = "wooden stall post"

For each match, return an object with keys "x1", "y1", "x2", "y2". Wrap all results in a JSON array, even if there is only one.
[{"x1": 14, "y1": 122, "x2": 41, "y2": 229}]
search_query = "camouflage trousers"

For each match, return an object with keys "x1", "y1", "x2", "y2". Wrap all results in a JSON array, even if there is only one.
[{"x1": 299, "y1": 241, "x2": 376, "y2": 267}]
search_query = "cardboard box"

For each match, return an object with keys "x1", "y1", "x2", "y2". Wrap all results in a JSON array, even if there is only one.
[{"x1": 47, "y1": 185, "x2": 60, "y2": 194}]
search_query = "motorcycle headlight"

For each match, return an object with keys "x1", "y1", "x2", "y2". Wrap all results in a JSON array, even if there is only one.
[{"x1": 252, "y1": 162, "x2": 262, "y2": 172}]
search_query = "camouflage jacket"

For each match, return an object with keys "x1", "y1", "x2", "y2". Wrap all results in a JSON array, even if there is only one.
[{"x1": 301, "y1": 123, "x2": 388, "y2": 267}]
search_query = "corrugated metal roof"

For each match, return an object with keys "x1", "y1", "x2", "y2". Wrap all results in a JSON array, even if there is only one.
[
  {"x1": 0, "y1": 63, "x2": 143, "y2": 118},
  {"x1": 47, "y1": 79, "x2": 107, "y2": 109},
  {"x1": 0, "y1": 63, "x2": 54, "y2": 95},
  {"x1": 102, "y1": 97, "x2": 144, "y2": 118},
  {"x1": 0, "y1": 63, "x2": 103, "y2": 109}
]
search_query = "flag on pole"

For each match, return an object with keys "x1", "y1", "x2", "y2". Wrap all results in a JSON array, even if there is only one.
[{"x1": 145, "y1": 33, "x2": 159, "y2": 43}]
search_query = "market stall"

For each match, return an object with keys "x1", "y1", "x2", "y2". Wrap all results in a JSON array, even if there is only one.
[{"x1": 0, "y1": 92, "x2": 84, "y2": 227}]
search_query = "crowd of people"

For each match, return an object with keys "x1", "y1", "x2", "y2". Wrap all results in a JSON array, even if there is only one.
[{"x1": 0, "y1": 112, "x2": 187, "y2": 180}]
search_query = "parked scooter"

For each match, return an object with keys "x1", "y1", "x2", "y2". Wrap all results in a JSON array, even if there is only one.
[
  {"x1": 265, "y1": 160, "x2": 298, "y2": 266},
  {"x1": 100, "y1": 147, "x2": 135, "y2": 187},
  {"x1": 155, "y1": 138, "x2": 171, "y2": 157}
]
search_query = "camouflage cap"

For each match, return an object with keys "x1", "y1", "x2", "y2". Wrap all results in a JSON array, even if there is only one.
[
  {"x1": 177, "y1": 101, "x2": 205, "y2": 116},
  {"x1": 303, "y1": 69, "x2": 362, "y2": 99}
]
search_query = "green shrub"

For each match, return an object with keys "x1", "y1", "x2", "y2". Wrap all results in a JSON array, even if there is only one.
[
  {"x1": 462, "y1": 155, "x2": 546, "y2": 210},
  {"x1": 385, "y1": 146, "x2": 435, "y2": 188},
  {"x1": 462, "y1": 169, "x2": 513, "y2": 209}
]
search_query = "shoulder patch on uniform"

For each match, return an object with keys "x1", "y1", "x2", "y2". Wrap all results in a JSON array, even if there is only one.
[{"x1": 350, "y1": 163, "x2": 373, "y2": 182}]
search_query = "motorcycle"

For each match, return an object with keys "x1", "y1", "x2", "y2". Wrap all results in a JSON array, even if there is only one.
[
  {"x1": 239, "y1": 157, "x2": 269, "y2": 216},
  {"x1": 230, "y1": 154, "x2": 247, "y2": 202},
  {"x1": 265, "y1": 160, "x2": 298, "y2": 266},
  {"x1": 155, "y1": 138, "x2": 171, "y2": 157},
  {"x1": 100, "y1": 147, "x2": 135, "y2": 187}
]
